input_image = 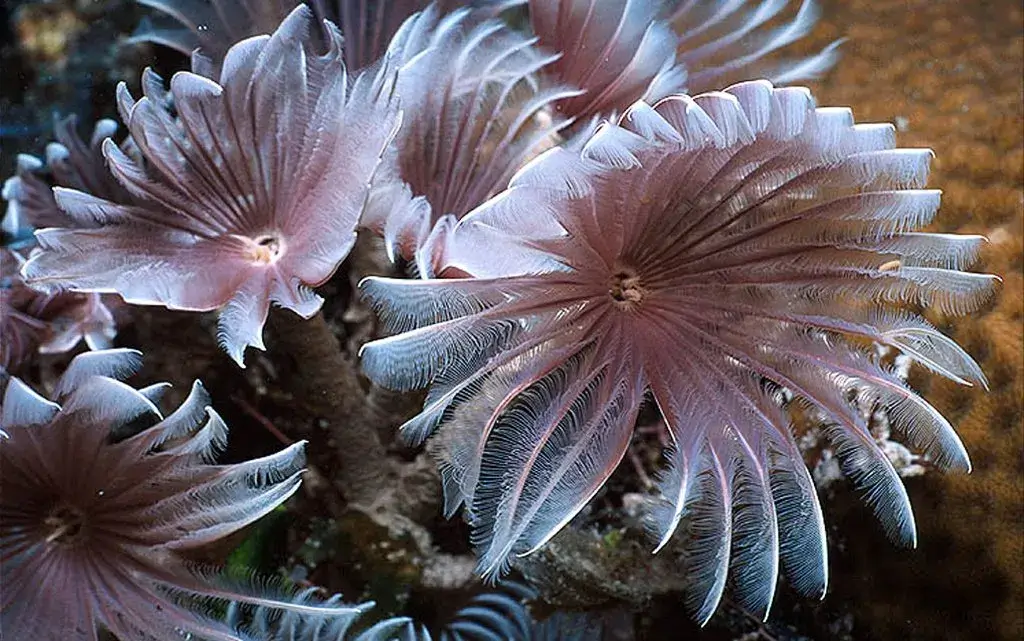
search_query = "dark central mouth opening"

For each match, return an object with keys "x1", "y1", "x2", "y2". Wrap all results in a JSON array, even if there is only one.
[
  {"x1": 250, "y1": 234, "x2": 283, "y2": 263},
  {"x1": 255, "y1": 234, "x2": 281, "y2": 251},
  {"x1": 43, "y1": 504, "x2": 87, "y2": 544},
  {"x1": 609, "y1": 269, "x2": 645, "y2": 305}
]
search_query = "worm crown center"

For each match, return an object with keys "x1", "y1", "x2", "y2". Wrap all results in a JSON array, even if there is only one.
[
  {"x1": 43, "y1": 503, "x2": 87, "y2": 545},
  {"x1": 609, "y1": 268, "x2": 646, "y2": 306},
  {"x1": 248, "y1": 233, "x2": 284, "y2": 264}
]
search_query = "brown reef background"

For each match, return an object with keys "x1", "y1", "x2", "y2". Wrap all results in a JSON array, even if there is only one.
[
  {"x1": 794, "y1": 1, "x2": 1023, "y2": 639},
  {"x1": 1, "y1": 1, "x2": 1021, "y2": 640}
]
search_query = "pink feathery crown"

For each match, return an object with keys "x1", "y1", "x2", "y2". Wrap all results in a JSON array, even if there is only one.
[
  {"x1": 0, "y1": 0, "x2": 998, "y2": 633},
  {"x1": 360, "y1": 80, "x2": 997, "y2": 622}
]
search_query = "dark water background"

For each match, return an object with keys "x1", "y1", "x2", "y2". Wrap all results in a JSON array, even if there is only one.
[{"x1": 1, "y1": 1, "x2": 1021, "y2": 639}]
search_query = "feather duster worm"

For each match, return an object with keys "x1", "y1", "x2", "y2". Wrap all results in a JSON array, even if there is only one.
[
  {"x1": 527, "y1": 0, "x2": 686, "y2": 124},
  {"x1": 22, "y1": 6, "x2": 401, "y2": 366},
  {"x1": 325, "y1": 0, "x2": 524, "y2": 73},
  {"x1": 0, "y1": 349, "x2": 371, "y2": 639},
  {"x1": 132, "y1": 0, "x2": 837, "y2": 123},
  {"x1": 131, "y1": 0, "x2": 520, "y2": 74},
  {"x1": 1, "y1": 249, "x2": 115, "y2": 371},
  {"x1": 130, "y1": 0, "x2": 299, "y2": 71},
  {"x1": 2, "y1": 116, "x2": 133, "y2": 239},
  {"x1": 528, "y1": 0, "x2": 841, "y2": 123},
  {"x1": 225, "y1": 590, "x2": 401, "y2": 641},
  {"x1": 0, "y1": 117, "x2": 134, "y2": 368},
  {"x1": 1, "y1": 250, "x2": 50, "y2": 370},
  {"x1": 363, "y1": 4, "x2": 576, "y2": 276},
  {"x1": 666, "y1": 0, "x2": 844, "y2": 94},
  {"x1": 434, "y1": 580, "x2": 535, "y2": 640},
  {"x1": 359, "y1": 81, "x2": 997, "y2": 623},
  {"x1": 222, "y1": 580, "x2": 549, "y2": 640}
]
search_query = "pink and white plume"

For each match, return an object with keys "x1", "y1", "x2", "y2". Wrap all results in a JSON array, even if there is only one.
[
  {"x1": 0, "y1": 118, "x2": 134, "y2": 370},
  {"x1": 131, "y1": 0, "x2": 521, "y2": 74},
  {"x1": 359, "y1": 81, "x2": 996, "y2": 623},
  {"x1": 528, "y1": 0, "x2": 841, "y2": 124},
  {"x1": 363, "y1": 4, "x2": 576, "y2": 276},
  {"x1": 22, "y1": 6, "x2": 401, "y2": 366},
  {"x1": 130, "y1": 0, "x2": 299, "y2": 73},
  {"x1": 2, "y1": 116, "x2": 134, "y2": 237},
  {"x1": 0, "y1": 349, "x2": 370, "y2": 639},
  {"x1": 527, "y1": 0, "x2": 686, "y2": 124},
  {"x1": 1, "y1": 249, "x2": 116, "y2": 372},
  {"x1": 666, "y1": 0, "x2": 843, "y2": 94}
]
